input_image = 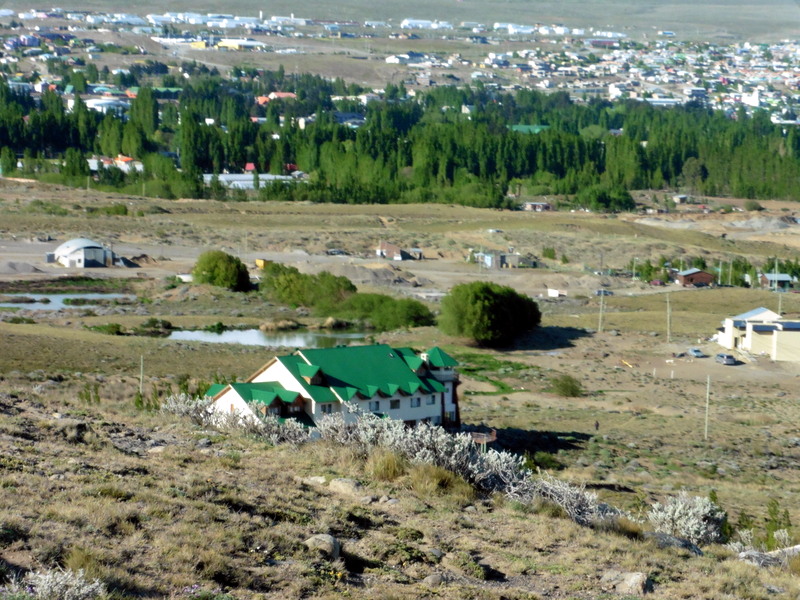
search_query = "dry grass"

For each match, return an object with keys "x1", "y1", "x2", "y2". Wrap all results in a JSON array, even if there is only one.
[{"x1": 0, "y1": 378, "x2": 799, "y2": 598}]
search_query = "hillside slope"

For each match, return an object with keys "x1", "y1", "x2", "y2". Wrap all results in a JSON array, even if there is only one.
[{"x1": 0, "y1": 376, "x2": 797, "y2": 599}]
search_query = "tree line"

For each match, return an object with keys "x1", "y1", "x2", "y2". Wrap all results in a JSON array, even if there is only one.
[{"x1": 3, "y1": 66, "x2": 800, "y2": 206}]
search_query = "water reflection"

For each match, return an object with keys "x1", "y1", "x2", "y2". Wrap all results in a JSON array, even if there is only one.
[
  {"x1": 0, "y1": 293, "x2": 135, "y2": 310},
  {"x1": 168, "y1": 328, "x2": 367, "y2": 348}
]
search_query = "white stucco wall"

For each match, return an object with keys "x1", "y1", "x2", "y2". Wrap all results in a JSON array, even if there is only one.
[{"x1": 210, "y1": 389, "x2": 259, "y2": 426}]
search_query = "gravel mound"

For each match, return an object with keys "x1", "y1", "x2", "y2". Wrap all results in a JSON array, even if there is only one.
[{"x1": 0, "y1": 261, "x2": 42, "y2": 274}]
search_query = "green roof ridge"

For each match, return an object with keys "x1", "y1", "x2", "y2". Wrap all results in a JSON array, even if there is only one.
[{"x1": 426, "y1": 346, "x2": 458, "y2": 367}]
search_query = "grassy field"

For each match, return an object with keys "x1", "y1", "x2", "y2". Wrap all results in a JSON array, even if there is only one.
[{"x1": 3, "y1": 187, "x2": 800, "y2": 597}]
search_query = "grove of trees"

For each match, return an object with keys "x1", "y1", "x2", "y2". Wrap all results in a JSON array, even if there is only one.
[
  {"x1": 260, "y1": 263, "x2": 434, "y2": 331},
  {"x1": 3, "y1": 66, "x2": 800, "y2": 206},
  {"x1": 439, "y1": 282, "x2": 541, "y2": 347}
]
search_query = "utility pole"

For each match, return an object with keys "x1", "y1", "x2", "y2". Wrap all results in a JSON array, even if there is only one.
[
  {"x1": 717, "y1": 259, "x2": 722, "y2": 285},
  {"x1": 704, "y1": 375, "x2": 711, "y2": 441},
  {"x1": 598, "y1": 293, "x2": 605, "y2": 333},
  {"x1": 728, "y1": 260, "x2": 733, "y2": 286},
  {"x1": 666, "y1": 292, "x2": 672, "y2": 342},
  {"x1": 773, "y1": 256, "x2": 779, "y2": 291}
]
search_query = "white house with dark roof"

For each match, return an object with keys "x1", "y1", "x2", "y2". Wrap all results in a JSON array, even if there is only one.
[
  {"x1": 207, "y1": 344, "x2": 460, "y2": 428},
  {"x1": 719, "y1": 307, "x2": 800, "y2": 361}
]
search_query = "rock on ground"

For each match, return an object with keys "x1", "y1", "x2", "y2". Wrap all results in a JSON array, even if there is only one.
[
  {"x1": 304, "y1": 534, "x2": 340, "y2": 560},
  {"x1": 600, "y1": 570, "x2": 651, "y2": 595}
]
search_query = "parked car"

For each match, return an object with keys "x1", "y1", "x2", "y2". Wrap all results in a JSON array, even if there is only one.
[
  {"x1": 715, "y1": 353, "x2": 736, "y2": 365},
  {"x1": 650, "y1": 279, "x2": 665, "y2": 286},
  {"x1": 688, "y1": 348, "x2": 706, "y2": 358},
  {"x1": 595, "y1": 289, "x2": 614, "y2": 296}
]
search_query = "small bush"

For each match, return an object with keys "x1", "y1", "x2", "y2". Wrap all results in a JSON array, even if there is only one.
[
  {"x1": 451, "y1": 551, "x2": 487, "y2": 580},
  {"x1": 192, "y1": 250, "x2": 250, "y2": 292},
  {"x1": 550, "y1": 374, "x2": 583, "y2": 397},
  {"x1": 87, "y1": 323, "x2": 124, "y2": 336},
  {"x1": 0, "y1": 519, "x2": 29, "y2": 546},
  {"x1": 0, "y1": 568, "x2": 106, "y2": 600},
  {"x1": 5, "y1": 316, "x2": 35, "y2": 324},
  {"x1": 161, "y1": 393, "x2": 213, "y2": 425},
  {"x1": 542, "y1": 247, "x2": 556, "y2": 259},
  {"x1": 647, "y1": 491, "x2": 728, "y2": 545},
  {"x1": 63, "y1": 547, "x2": 103, "y2": 580},
  {"x1": 366, "y1": 449, "x2": 408, "y2": 481},
  {"x1": 409, "y1": 463, "x2": 475, "y2": 504},
  {"x1": 525, "y1": 451, "x2": 564, "y2": 471},
  {"x1": 744, "y1": 199, "x2": 764, "y2": 212}
]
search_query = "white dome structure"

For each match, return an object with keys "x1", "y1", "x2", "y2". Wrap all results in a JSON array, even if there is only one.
[{"x1": 51, "y1": 238, "x2": 117, "y2": 268}]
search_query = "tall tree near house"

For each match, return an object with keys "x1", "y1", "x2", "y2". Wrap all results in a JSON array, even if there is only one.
[
  {"x1": 128, "y1": 86, "x2": 158, "y2": 136},
  {"x1": 97, "y1": 114, "x2": 123, "y2": 157}
]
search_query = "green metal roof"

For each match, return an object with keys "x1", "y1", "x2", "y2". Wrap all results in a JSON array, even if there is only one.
[
  {"x1": 426, "y1": 346, "x2": 459, "y2": 368},
  {"x1": 205, "y1": 383, "x2": 227, "y2": 397},
  {"x1": 278, "y1": 344, "x2": 447, "y2": 404},
  {"x1": 207, "y1": 382, "x2": 299, "y2": 405}
]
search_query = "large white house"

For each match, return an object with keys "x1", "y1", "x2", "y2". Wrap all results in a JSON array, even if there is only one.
[
  {"x1": 206, "y1": 344, "x2": 460, "y2": 428},
  {"x1": 718, "y1": 307, "x2": 800, "y2": 361}
]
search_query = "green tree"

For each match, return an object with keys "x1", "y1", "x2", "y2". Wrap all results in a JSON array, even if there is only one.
[
  {"x1": 0, "y1": 146, "x2": 16, "y2": 175},
  {"x1": 439, "y1": 282, "x2": 541, "y2": 347},
  {"x1": 128, "y1": 86, "x2": 158, "y2": 136},
  {"x1": 192, "y1": 250, "x2": 250, "y2": 291},
  {"x1": 62, "y1": 147, "x2": 88, "y2": 177}
]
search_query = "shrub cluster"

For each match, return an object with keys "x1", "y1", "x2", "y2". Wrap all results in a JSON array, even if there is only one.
[
  {"x1": 0, "y1": 568, "x2": 105, "y2": 600},
  {"x1": 192, "y1": 251, "x2": 250, "y2": 292},
  {"x1": 647, "y1": 491, "x2": 728, "y2": 545},
  {"x1": 165, "y1": 394, "x2": 730, "y2": 544},
  {"x1": 260, "y1": 263, "x2": 433, "y2": 331}
]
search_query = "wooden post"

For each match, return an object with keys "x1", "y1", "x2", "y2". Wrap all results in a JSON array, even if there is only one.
[
  {"x1": 139, "y1": 355, "x2": 144, "y2": 396},
  {"x1": 704, "y1": 375, "x2": 711, "y2": 441},
  {"x1": 666, "y1": 293, "x2": 672, "y2": 343},
  {"x1": 598, "y1": 293, "x2": 605, "y2": 333}
]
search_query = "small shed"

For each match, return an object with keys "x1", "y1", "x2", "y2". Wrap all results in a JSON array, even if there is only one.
[
  {"x1": 50, "y1": 238, "x2": 118, "y2": 268},
  {"x1": 676, "y1": 268, "x2": 714, "y2": 287}
]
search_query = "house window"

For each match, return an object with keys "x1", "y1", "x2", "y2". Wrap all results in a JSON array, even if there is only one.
[
  {"x1": 320, "y1": 404, "x2": 333, "y2": 414},
  {"x1": 390, "y1": 399, "x2": 400, "y2": 410},
  {"x1": 369, "y1": 400, "x2": 380, "y2": 412},
  {"x1": 432, "y1": 416, "x2": 441, "y2": 425},
  {"x1": 426, "y1": 396, "x2": 435, "y2": 405},
  {"x1": 411, "y1": 397, "x2": 421, "y2": 408}
]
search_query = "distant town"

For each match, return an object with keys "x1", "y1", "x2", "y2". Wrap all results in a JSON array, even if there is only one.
[{"x1": 0, "y1": 7, "x2": 799, "y2": 124}]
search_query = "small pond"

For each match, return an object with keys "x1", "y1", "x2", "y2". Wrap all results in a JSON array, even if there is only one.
[
  {"x1": 168, "y1": 328, "x2": 368, "y2": 349},
  {"x1": 0, "y1": 293, "x2": 136, "y2": 310}
]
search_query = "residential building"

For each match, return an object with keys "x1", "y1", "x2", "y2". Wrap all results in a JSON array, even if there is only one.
[
  {"x1": 718, "y1": 307, "x2": 800, "y2": 361},
  {"x1": 207, "y1": 344, "x2": 460, "y2": 428},
  {"x1": 676, "y1": 268, "x2": 714, "y2": 287}
]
